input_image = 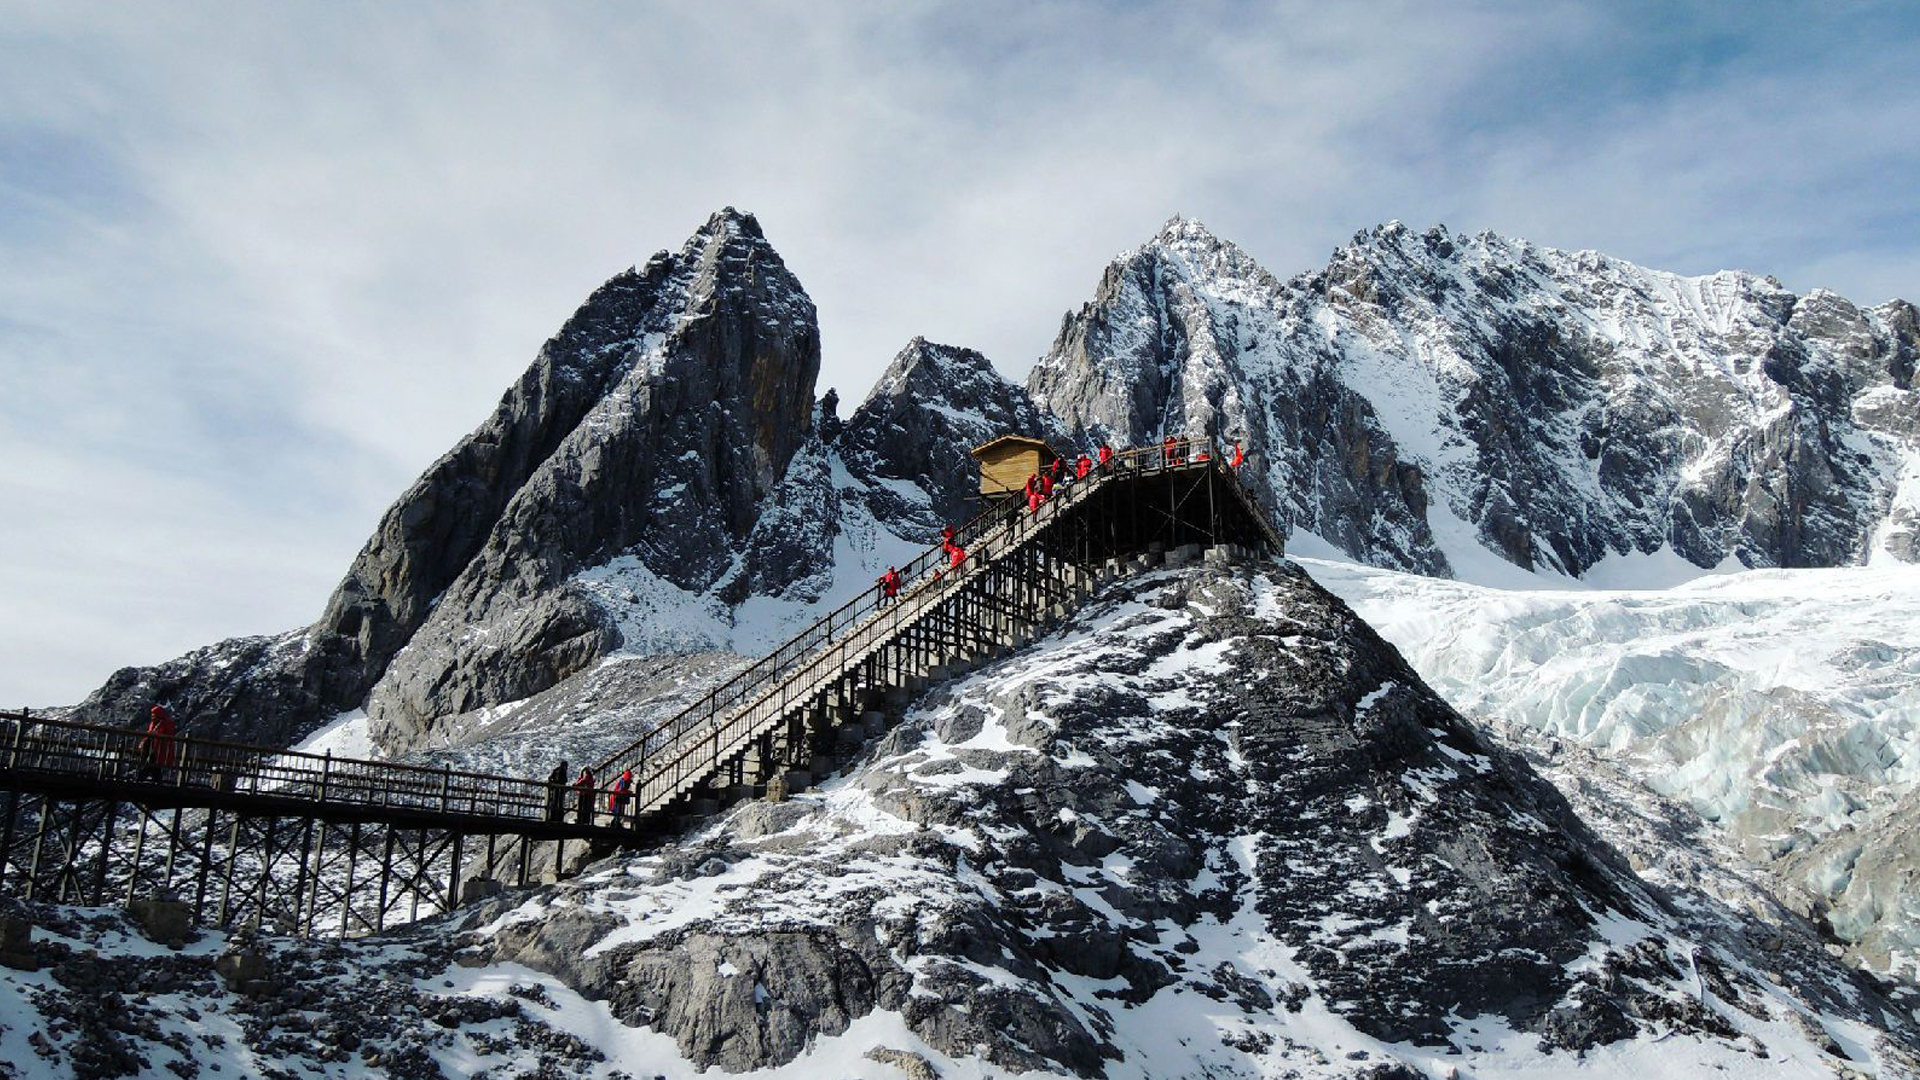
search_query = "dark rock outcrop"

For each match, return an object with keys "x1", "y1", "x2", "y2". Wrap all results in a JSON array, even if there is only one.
[
  {"x1": 838, "y1": 337, "x2": 1056, "y2": 532},
  {"x1": 65, "y1": 630, "x2": 356, "y2": 746},
  {"x1": 365, "y1": 208, "x2": 820, "y2": 747},
  {"x1": 66, "y1": 208, "x2": 822, "y2": 751}
]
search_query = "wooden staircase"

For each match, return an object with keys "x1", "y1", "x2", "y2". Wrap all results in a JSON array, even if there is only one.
[{"x1": 595, "y1": 437, "x2": 1284, "y2": 838}]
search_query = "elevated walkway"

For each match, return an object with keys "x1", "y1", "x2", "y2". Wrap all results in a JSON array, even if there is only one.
[{"x1": 0, "y1": 438, "x2": 1283, "y2": 934}]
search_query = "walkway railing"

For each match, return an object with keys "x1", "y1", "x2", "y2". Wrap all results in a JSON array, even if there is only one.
[{"x1": 0, "y1": 710, "x2": 589, "y2": 832}]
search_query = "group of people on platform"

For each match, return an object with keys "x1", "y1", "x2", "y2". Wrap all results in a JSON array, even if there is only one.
[
  {"x1": 544, "y1": 760, "x2": 638, "y2": 828},
  {"x1": 872, "y1": 435, "x2": 1250, "y2": 606}
]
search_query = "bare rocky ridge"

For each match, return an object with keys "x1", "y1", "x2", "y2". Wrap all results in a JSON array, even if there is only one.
[
  {"x1": 65, "y1": 208, "x2": 823, "y2": 751},
  {"x1": 1030, "y1": 217, "x2": 1920, "y2": 578}
]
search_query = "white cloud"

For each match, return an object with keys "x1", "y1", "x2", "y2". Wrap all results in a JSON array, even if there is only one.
[{"x1": 1, "y1": 0, "x2": 1915, "y2": 704}]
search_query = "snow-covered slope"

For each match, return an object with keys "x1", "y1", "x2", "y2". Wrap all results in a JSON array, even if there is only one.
[
  {"x1": 1032, "y1": 217, "x2": 1920, "y2": 583},
  {"x1": 8, "y1": 563, "x2": 1914, "y2": 1079},
  {"x1": 1301, "y1": 553, "x2": 1920, "y2": 977}
]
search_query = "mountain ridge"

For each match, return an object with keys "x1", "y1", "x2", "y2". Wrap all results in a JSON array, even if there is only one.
[
  {"x1": 1032, "y1": 214, "x2": 1919, "y2": 581},
  {"x1": 58, "y1": 209, "x2": 1920, "y2": 758}
]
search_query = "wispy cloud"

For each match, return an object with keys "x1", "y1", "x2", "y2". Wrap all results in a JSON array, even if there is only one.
[{"x1": 2, "y1": 0, "x2": 1915, "y2": 704}]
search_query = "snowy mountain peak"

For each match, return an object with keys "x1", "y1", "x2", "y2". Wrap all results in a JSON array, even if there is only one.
[
  {"x1": 839, "y1": 336, "x2": 1052, "y2": 528},
  {"x1": 1134, "y1": 214, "x2": 1276, "y2": 292},
  {"x1": 1036, "y1": 215, "x2": 1920, "y2": 582},
  {"x1": 1151, "y1": 212, "x2": 1220, "y2": 245}
]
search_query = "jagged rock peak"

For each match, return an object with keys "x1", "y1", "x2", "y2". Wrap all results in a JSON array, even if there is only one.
[
  {"x1": 1037, "y1": 213, "x2": 1920, "y2": 580},
  {"x1": 697, "y1": 204, "x2": 764, "y2": 240},
  {"x1": 60, "y1": 207, "x2": 825, "y2": 752},
  {"x1": 1131, "y1": 213, "x2": 1277, "y2": 290},
  {"x1": 1151, "y1": 212, "x2": 1221, "y2": 245},
  {"x1": 864, "y1": 336, "x2": 1006, "y2": 405},
  {"x1": 357, "y1": 206, "x2": 822, "y2": 747},
  {"x1": 839, "y1": 337, "x2": 1051, "y2": 530}
]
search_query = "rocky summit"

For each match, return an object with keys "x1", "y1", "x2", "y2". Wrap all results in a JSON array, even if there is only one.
[{"x1": 65, "y1": 208, "x2": 822, "y2": 750}]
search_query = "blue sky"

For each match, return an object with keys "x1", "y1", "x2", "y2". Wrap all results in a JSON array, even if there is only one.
[{"x1": 2, "y1": 0, "x2": 1917, "y2": 705}]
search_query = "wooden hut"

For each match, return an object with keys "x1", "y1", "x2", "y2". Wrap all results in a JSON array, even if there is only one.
[{"x1": 970, "y1": 434, "x2": 1058, "y2": 498}]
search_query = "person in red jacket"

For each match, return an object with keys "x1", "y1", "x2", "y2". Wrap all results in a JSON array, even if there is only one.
[
  {"x1": 948, "y1": 543, "x2": 966, "y2": 571},
  {"x1": 1075, "y1": 454, "x2": 1091, "y2": 481},
  {"x1": 1232, "y1": 442, "x2": 1245, "y2": 470},
  {"x1": 136, "y1": 705, "x2": 178, "y2": 781},
  {"x1": 1027, "y1": 487, "x2": 1042, "y2": 515},
  {"x1": 1162, "y1": 434, "x2": 1179, "y2": 466},
  {"x1": 878, "y1": 566, "x2": 902, "y2": 603},
  {"x1": 609, "y1": 768, "x2": 634, "y2": 824},
  {"x1": 1098, "y1": 443, "x2": 1114, "y2": 471},
  {"x1": 1040, "y1": 469, "x2": 1054, "y2": 497},
  {"x1": 573, "y1": 765, "x2": 597, "y2": 825},
  {"x1": 941, "y1": 523, "x2": 956, "y2": 548}
]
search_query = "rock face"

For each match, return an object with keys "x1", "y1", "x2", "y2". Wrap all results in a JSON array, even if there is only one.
[
  {"x1": 836, "y1": 336, "x2": 1056, "y2": 532},
  {"x1": 364, "y1": 208, "x2": 820, "y2": 747},
  {"x1": 64, "y1": 629, "x2": 355, "y2": 746},
  {"x1": 472, "y1": 565, "x2": 1918, "y2": 1076},
  {"x1": 67, "y1": 208, "x2": 825, "y2": 750},
  {"x1": 1030, "y1": 217, "x2": 1920, "y2": 579}
]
